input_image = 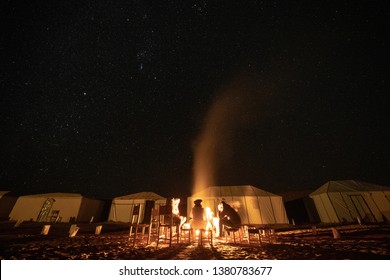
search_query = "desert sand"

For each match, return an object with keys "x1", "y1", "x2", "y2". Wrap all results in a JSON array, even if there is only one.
[{"x1": 0, "y1": 221, "x2": 389, "y2": 260}]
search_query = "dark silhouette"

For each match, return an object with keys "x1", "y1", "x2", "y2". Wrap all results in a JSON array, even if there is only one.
[
  {"x1": 190, "y1": 199, "x2": 206, "y2": 229},
  {"x1": 218, "y1": 201, "x2": 241, "y2": 235}
]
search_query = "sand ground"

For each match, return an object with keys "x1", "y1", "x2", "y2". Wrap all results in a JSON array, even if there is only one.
[{"x1": 0, "y1": 221, "x2": 389, "y2": 260}]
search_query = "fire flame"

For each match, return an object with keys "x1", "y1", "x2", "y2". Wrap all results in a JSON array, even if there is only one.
[
  {"x1": 205, "y1": 207, "x2": 213, "y2": 230},
  {"x1": 171, "y1": 198, "x2": 180, "y2": 215}
]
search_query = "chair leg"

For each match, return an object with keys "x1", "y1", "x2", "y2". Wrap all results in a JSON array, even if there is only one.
[
  {"x1": 133, "y1": 225, "x2": 138, "y2": 247},
  {"x1": 169, "y1": 226, "x2": 172, "y2": 247},
  {"x1": 157, "y1": 227, "x2": 160, "y2": 247},
  {"x1": 258, "y1": 230, "x2": 262, "y2": 245}
]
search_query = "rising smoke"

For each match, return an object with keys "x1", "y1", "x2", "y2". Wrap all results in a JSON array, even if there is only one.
[{"x1": 192, "y1": 74, "x2": 276, "y2": 195}]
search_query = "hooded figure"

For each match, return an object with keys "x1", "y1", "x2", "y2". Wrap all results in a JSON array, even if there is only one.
[{"x1": 218, "y1": 201, "x2": 242, "y2": 234}]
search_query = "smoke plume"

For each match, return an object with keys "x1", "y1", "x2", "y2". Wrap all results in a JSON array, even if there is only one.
[{"x1": 192, "y1": 75, "x2": 274, "y2": 195}]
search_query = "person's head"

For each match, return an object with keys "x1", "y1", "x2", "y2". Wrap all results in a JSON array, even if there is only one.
[
  {"x1": 218, "y1": 202, "x2": 224, "y2": 212},
  {"x1": 194, "y1": 199, "x2": 202, "y2": 206}
]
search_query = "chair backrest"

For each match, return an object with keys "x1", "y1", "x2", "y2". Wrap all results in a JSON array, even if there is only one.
[
  {"x1": 151, "y1": 208, "x2": 159, "y2": 219},
  {"x1": 141, "y1": 200, "x2": 155, "y2": 224},
  {"x1": 158, "y1": 205, "x2": 172, "y2": 225},
  {"x1": 130, "y1": 204, "x2": 141, "y2": 224},
  {"x1": 150, "y1": 208, "x2": 159, "y2": 226}
]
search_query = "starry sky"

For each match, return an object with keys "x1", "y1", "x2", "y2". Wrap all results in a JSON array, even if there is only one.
[{"x1": 1, "y1": 1, "x2": 389, "y2": 200}]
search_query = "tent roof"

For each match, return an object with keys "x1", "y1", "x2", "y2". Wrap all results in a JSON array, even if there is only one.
[
  {"x1": 310, "y1": 180, "x2": 390, "y2": 196},
  {"x1": 114, "y1": 191, "x2": 166, "y2": 201},
  {"x1": 191, "y1": 185, "x2": 280, "y2": 198},
  {"x1": 0, "y1": 191, "x2": 10, "y2": 198},
  {"x1": 280, "y1": 189, "x2": 315, "y2": 202},
  {"x1": 21, "y1": 192, "x2": 83, "y2": 198}
]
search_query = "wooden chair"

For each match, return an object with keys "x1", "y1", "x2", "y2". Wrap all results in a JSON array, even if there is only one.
[
  {"x1": 258, "y1": 226, "x2": 276, "y2": 243},
  {"x1": 198, "y1": 228, "x2": 213, "y2": 246},
  {"x1": 129, "y1": 204, "x2": 150, "y2": 246},
  {"x1": 156, "y1": 205, "x2": 174, "y2": 247},
  {"x1": 247, "y1": 227, "x2": 262, "y2": 245},
  {"x1": 147, "y1": 208, "x2": 160, "y2": 244},
  {"x1": 224, "y1": 225, "x2": 243, "y2": 243},
  {"x1": 180, "y1": 224, "x2": 192, "y2": 244}
]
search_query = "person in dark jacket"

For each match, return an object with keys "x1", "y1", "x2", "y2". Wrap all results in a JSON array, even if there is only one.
[
  {"x1": 190, "y1": 199, "x2": 206, "y2": 229},
  {"x1": 218, "y1": 200, "x2": 241, "y2": 236}
]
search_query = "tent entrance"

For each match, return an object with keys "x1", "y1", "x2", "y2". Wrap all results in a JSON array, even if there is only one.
[
  {"x1": 349, "y1": 195, "x2": 377, "y2": 223},
  {"x1": 37, "y1": 198, "x2": 55, "y2": 222}
]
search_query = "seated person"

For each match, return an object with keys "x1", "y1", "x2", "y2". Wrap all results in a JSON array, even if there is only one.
[
  {"x1": 190, "y1": 199, "x2": 207, "y2": 230},
  {"x1": 218, "y1": 200, "x2": 242, "y2": 235}
]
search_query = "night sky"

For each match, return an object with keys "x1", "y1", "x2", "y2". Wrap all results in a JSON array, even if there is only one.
[{"x1": 1, "y1": 1, "x2": 389, "y2": 200}]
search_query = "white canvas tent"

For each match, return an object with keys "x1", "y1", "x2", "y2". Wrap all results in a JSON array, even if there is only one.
[
  {"x1": 188, "y1": 185, "x2": 289, "y2": 226},
  {"x1": 9, "y1": 193, "x2": 105, "y2": 223},
  {"x1": 0, "y1": 191, "x2": 9, "y2": 199},
  {"x1": 108, "y1": 192, "x2": 167, "y2": 222},
  {"x1": 0, "y1": 191, "x2": 18, "y2": 220},
  {"x1": 310, "y1": 180, "x2": 390, "y2": 223}
]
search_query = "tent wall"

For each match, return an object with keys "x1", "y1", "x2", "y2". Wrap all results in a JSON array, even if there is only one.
[
  {"x1": 271, "y1": 196, "x2": 288, "y2": 224},
  {"x1": 284, "y1": 197, "x2": 320, "y2": 224},
  {"x1": 328, "y1": 192, "x2": 350, "y2": 222},
  {"x1": 9, "y1": 196, "x2": 82, "y2": 222},
  {"x1": 257, "y1": 197, "x2": 275, "y2": 224},
  {"x1": 77, "y1": 198, "x2": 107, "y2": 222},
  {"x1": 108, "y1": 198, "x2": 166, "y2": 222},
  {"x1": 311, "y1": 181, "x2": 390, "y2": 224},
  {"x1": 311, "y1": 194, "x2": 339, "y2": 223},
  {"x1": 371, "y1": 191, "x2": 390, "y2": 221},
  {"x1": 48, "y1": 197, "x2": 82, "y2": 222},
  {"x1": 0, "y1": 193, "x2": 18, "y2": 220},
  {"x1": 187, "y1": 186, "x2": 289, "y2": 226},
  {"x1": 313, "y1": 191, "x2": 390, "y2": 224},
  {"x1": 10, "y1": 197, "x2": 45, "y2": 221}
]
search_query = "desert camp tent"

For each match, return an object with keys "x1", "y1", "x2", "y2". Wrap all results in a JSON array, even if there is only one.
[
  {"x1": 310, "y1": 180, "x2": 390, "y2": 223},
  {"x1": 9, "y1": 193, "x2": 106, "y2": 223},
  {"x1": 281, "y1": 190, "x2": 320, "y2": 225},
  {"x1": 0, "y1": 191, "x2": 18, "y2": 221},
  {"x1": 108, "y1": 192, "x2": 167, "y2": 223},
  {"x1": 188, "y1": 185, "x2": 289, "y2": 226}
]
